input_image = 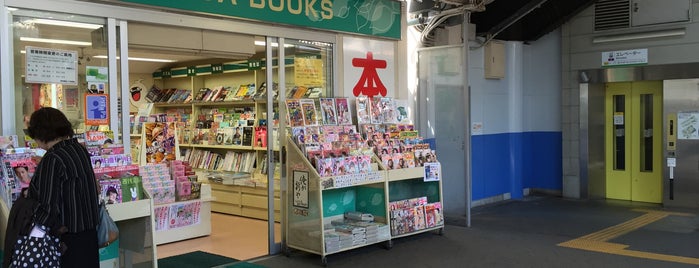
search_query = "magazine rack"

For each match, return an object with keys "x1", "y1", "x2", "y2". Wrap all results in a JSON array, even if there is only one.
[
  {"x1": 385, "y1": 166, "x2": 445, "y2": 238},
  {"x1": 285, "y1": 137, "x2": 390, "y2": 265},
  {"x1": 107, "y1": 191, "x2": 158, "y2": 267},
  {"x1": 153, "y1": 185, "x2": 214, "y2": 245}
]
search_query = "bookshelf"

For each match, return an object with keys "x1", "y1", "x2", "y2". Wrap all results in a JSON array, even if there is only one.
[{"x1": 148, "y1": 63, "x2": 288, "y2": 221}]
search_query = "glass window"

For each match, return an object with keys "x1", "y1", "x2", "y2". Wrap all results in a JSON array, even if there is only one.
[{"x1": 11, "y1": 10, "x2": 108, "y2": 144}]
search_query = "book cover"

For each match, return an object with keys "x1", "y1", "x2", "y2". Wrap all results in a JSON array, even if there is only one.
[
  {"x1": 244, "y1": 83, "x2": 256, "y2": 99},
  {"x1": 120, "y1": 176, "x2": 144, "y2": 202},
  {"x1": 319, "y1": 98, "x2": 338, "y2": 125},
  {"x1": 206, "y1": 86, "x2": 222, "y2": 102},
  {"x1": 306, "y1": 87, "x2": 323, "y2": 98},
  {"x1": 232, "y1": 127, "x2": 243, "y2": 146},
  {"x1": 100, "y1": 179, "x2": 122, "y2": 204},
  {"x1": 356, "y1": 96, "x2": 371, "y2": 125},
  {"x1": 254, "y1": 126, "x2": 267, "y2": 148},
  {"x1": 292, "y1": 86, "x2": 308, "y2": 99},
  {"x1": 253, "y1": 82, "x2": 267, "y2": 99},
  {"x1": 193, "y1": 88, "x2": 209, "y2": 102},
  {"x1": 335, "y1": 98, "x2": 353, "y2": 125},
  {"x1": 413, "y1": 205, "x2": 427, "y2": 230},
  {"x1": 370, "y1": 97, "x2": 383, "y2": 124},
  {"x1": 143, "y1": 122, "x2": 177, "y2": 164},
  {"x1": 286, "y1": 99, "x2": 304, "y2": 127},
  {"x1": 223, "y1": 86, "x2": 239, "y2": 102},
  {"x1": 241, "y1": 126, "x2": 253, "y2": 146},
  {"x1": 380, "y1": 97, "x2": 398, "y2": 124},
  {"x1": 215, "y1": 128, "x2": 226, "y2": 145},
  {"x1": 234, "y1": 84, "x2": 249, "y2": 98},
  {"x1": 300, "y1": 99, "x2": 318, "y2": 126},
  {"x1": 145, "y1": 85, "x2": 161, "y2": 103}
]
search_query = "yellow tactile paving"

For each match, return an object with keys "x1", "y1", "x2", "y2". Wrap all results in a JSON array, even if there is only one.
[{"x1": 558, "y1": 210, "x2": 699, "y2": 265}]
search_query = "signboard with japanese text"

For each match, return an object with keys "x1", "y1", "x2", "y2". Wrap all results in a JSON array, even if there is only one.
[
  {"x1": 343, "y1": 36, "x2": 395, "y2": 99},
  {"x1": 602, "y1": 49, "x2": 648, "y2": 67},
  {"x1": 85, "y1": 94, "x2": 109, "y2": 125},
  {"x1": 294, "y1": 57, "x2": 324, "y2": 87},
  {"x1": 121, "y1": 0, "x2": 402, "y2": 39},
  {"x1": 25, "y1": 46, "x2": 78, "y2": 85}
]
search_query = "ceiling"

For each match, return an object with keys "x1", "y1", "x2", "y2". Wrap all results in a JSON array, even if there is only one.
[{"x1": 413, "y1": 0, "x2": 597, "y2": 42}]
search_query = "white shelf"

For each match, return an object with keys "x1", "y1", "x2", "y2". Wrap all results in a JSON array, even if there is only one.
[
  {"x1": 107, "y1": 198, "x2": 152, "y2": 221},
  {"x1": 387, "y1": 167, "x2": 424, "y2": 181},
  {"x1": 154, "y1": 199, "x2": 213, "y2": 245}
]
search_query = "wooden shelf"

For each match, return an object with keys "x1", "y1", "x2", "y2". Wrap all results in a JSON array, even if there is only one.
[
  {"x1": 180, "y1": 143, "x2": 253, "y2": 150},
  {"x1": 152, "y1": 102, "x2": 193, "y2": 108}
]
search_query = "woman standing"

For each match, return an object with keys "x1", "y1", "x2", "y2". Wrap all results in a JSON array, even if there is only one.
[{"x1": 26, "y1": 107, "x2": 100, "y2": 267}]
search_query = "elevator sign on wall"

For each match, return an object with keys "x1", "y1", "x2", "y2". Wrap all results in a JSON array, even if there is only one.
[
  {"x1": 602, "y1": 48, "x2": 648, "y2": 67},
  {"x1": 25, "y1": 46, "x2": 78, "y2": 85}
]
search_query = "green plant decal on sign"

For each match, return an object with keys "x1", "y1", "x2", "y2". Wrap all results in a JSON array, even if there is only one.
[{"x1": 120, "y1": 0, "x2": 401, "y2": 39}]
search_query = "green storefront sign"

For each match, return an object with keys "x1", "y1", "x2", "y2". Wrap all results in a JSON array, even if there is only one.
[{"x1": 121, "y1": 0, "x2": 402, "y2": 39}]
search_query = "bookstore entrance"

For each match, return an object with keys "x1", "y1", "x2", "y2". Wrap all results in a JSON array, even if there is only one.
[{"x1": 1, "y1": 1, "x2": 336, "y2": 262}]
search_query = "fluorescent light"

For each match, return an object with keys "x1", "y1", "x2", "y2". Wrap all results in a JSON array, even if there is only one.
[
  {"x1": 20, "y1": 37, "x2": 91, "y2": 46},
  {"x1": 93, "y1": 55, "x2": 176, "y2": 63},
  {"x1": 254, "y1": 40, "x2": 293, "y2": 48},
  {"x1": 28, "y1": 19, "x2": 102, "y2": 30},
  {"x1": 592, "y1": 28, "x2": 686, "y2": 44}
]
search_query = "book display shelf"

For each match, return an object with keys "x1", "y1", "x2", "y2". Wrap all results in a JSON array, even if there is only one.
[
  {"x1": 145, "y1": 61, "x2": 292, "y2": 222},
  {"x1": 284, "y1": 96, "x2": 444, "y2": 265},
  {"x1": 285, "y1": 136, "x2": 390, "y2": 265}
]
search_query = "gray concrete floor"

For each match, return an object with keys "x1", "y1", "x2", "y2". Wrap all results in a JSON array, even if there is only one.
[{"x1": 247, "y1": 196, "x2": 699, "y2": 268}]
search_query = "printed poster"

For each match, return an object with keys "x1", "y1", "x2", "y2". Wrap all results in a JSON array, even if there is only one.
[
  {"x1": 142, "y1": 122, "x2": 178, "y2": 164},
  {"x1": 25, "y1": 46, "x2": 78, "y2": 85},
  {"x1": 424, "y1": 162, "x2": 441, "y2": 182},
  {"x1": 677, "y1": 112, "x2": 699, "y2": 139},
  {"x1": 293, "y1": 171, "x2": 309, "y2": 208},
  {"x1": 84, "y1": 94, "x2": 109, "y2": 125}
]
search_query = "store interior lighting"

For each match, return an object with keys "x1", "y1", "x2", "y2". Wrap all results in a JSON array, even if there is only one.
[
  {"x1": 26, "y1": 18, "x2": 103, "y2": 29},
  {"x1": 19, "y1": 37, "x2": 92, "y2": 46},
  {"x1": 254, "y1": 40, "x2": 294, "y2": 48},
  {"x1": 93, "y1": 55, "x2": 177, "y2": 63}
]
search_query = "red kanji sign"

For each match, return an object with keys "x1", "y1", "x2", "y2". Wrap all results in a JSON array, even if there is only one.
[{"x1": 352, "y1": 52, "x2": 387, "y2": 98}]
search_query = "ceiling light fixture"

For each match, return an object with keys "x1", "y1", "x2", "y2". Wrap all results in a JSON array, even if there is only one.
[
  {"x1": 27, "y1": 19, "x2": 102, "y2": 29},
  {"x1": 93, "y1": 55, "x2": 176, "y2": 63},
  {"x1": 254, "y1": 40, "x2": 294, "y2": 48},
  {"x1": 20, "y1": 37, "x2": 92, "y2": 46},
  {"x1": 592, "y1": 28, "x2": 686, "y2": 44}
]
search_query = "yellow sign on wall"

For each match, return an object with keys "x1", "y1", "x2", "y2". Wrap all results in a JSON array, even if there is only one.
[{"x1": 294, "y1": 58, "x2": 324, "y2": 87}]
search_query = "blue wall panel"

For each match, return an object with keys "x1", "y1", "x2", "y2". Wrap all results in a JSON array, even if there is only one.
[
  {"x1": 522, "y1": 132, "x2": 562, "y2": 190},
  {"x1": 471, "y1": 132, "x2": 562, "y2": 201}
]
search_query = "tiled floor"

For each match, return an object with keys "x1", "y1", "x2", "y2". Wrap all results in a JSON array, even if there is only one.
[{"x1": 156, "y1": 213, "x2": 281, "y2": 261}]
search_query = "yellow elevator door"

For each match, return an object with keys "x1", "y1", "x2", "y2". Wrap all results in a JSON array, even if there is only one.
[{"x1": 605, "y1": 81, "x2": 663, "y2": 203}]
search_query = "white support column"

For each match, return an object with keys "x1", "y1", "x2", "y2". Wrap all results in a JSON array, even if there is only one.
[{"x1": 107, "y1": 18, "x2": 119, "y2": 141}]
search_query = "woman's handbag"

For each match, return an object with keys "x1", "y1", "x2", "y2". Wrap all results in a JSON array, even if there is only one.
[
  {"x1": 97, "y1": 201, "x2": 119, "y2": 248},
  {"x1": 10, "y1": 226, "x2": 62, "y2": 268}
]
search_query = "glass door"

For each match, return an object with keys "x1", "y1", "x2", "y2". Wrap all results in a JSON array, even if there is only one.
[{"x1": 6, "y1": 9, "x2": 125, "y2": 144}]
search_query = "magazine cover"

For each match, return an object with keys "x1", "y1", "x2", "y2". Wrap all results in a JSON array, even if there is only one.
[
  {"x1": 393, "y1": 99, "x2": 412, "y2": 124},
  {"x1": 319, "y1": 98, "x2": 338, "y2": 125},
  {"x1": 335, "y1": 98, "x2": 353, "y2": 125},
  {"x1": 300, "y1": 99, "x2": 318, "y2": 126},
  {"x1": 286, "y1": 99, "x2": 304, "y2": 127},
  {"x1": 356, "y1": 96, "x2": 371, "y2": 125},
  {"x1": 370, "y1": 97, "x2": 383, "y2": 124},
  {"x1": 100, "y1": 179, "x2": 123, "y2": 204},
  {"x1": 142, "y1": 122, "x2": 178, "y2": 164},
  {"x1": 120, "y1": 176, "x2": 144, "y2": 202},
  {"x1": 380, "y1": 97, "x2": 398, "y2": 124},
  {"x1": 254, "y1": 126, "x2": 267, "y2": 148},
  {"x1": 241, "y1": 127, "x2": 254, "y2": 146}
]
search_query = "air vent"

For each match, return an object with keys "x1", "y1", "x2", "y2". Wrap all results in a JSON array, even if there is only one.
[{"x1": 595, "y1": 0, "x2": 630, "y2": 31}]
